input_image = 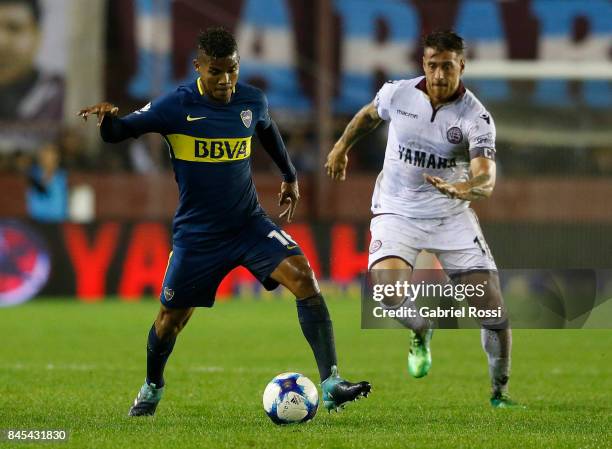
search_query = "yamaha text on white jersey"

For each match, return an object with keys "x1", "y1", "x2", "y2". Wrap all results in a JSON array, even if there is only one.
[{"x1": 373, "y1": 76, "x2": 496, "y2": 219}]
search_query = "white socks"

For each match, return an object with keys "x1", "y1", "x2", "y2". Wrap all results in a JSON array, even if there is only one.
[{"x1": 481, "y1": 328, "x2": 511, "y2": 395}]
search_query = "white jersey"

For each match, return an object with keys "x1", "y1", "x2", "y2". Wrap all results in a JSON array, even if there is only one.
[{"x1": 372, "y1": 76, "x2": 496, "y2": 219}]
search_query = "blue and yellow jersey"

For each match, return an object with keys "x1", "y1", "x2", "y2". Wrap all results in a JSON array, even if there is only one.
[{"x1": 107, "y1": 80, "x2": 271, "y2": 247}]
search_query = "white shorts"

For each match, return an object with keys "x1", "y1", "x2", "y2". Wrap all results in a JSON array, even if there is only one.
[{"x1": 368, "y1": 209, "x2": 497, "y2": 273}]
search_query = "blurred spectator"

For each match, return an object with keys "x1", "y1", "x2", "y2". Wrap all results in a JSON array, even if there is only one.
[
  {"x1": 24, "y1": 142, "x2": 68, "y2": 222},
  {"x1": 57, "y1": 126, "x2": 91, "y2": 170},
  {"x1": 128, "y1": 134, "x2": 169, "y2": 173},
  {"x1": 590, "y1": 147, "x2": 612, "y2": 175},
  {"x1": 0, "y1": 153, "x2": 12, "y2": 171}
]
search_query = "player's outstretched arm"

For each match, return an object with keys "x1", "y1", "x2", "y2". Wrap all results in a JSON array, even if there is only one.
[
  {"x1": 79, "y1": 101, "x2": 161, "y2": 143},
  {"x1": 326, "y1": 101, "x2": 383, "y2": 181},
  {"x1": 78, "y1": 102, "x2": 118, "y2": 126},
  {"x1": 78, "y1": 102, "x2": 135, "y2": 143},
  {"x1": 424, "y1": 157, "x2": 496, "y2": 201}
]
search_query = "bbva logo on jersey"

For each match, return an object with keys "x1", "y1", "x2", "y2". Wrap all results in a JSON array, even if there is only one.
[
  {"x1": 165, "y1": 134, "x2": 252, "y2": 163},
  {"x1": 194, "y1": 138, "x2": 250, "y2": 161}
]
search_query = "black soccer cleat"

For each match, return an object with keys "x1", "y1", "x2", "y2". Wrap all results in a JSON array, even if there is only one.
[
  {"x1": 128, "y1": 381, "x2": 164, "y2": 416},
  {"x1": 321, "y1": 366, "x2": 372, "y2": 412}
]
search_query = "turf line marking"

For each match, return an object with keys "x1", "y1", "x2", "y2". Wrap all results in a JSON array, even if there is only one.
[
  {"x1": 189, "y1": 366, "x2": 224, "y2": 373},
  {"x1": 2, "y1": 363, "x2": 333, "y2": 376},
  {"x1": 2, "y1": 363, "x2": 98, "y2": 371}
]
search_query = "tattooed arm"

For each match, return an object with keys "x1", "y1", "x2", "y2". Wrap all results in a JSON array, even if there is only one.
[
  {"x1": 424, "y1": 157, "x2": 497, "y2": 201},
  {"x1": 325, "y1": 101, "x2": 383, "y2": 181}
]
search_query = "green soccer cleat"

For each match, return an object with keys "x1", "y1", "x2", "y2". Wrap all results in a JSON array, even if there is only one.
[
  {"x1": 490, "y1": 392, "x2": 525, "y2": 409},
  {"x1": 408, "y1": 328, "x2": 433, "y2": 378},
  {"x1": 128, "y1": 381, "x2": 164, "y2": 416},
  {"x1": 321, "y1": 366, "x2": 371, "y2": 412}
]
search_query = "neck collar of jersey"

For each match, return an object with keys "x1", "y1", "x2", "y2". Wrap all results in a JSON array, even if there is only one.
[
  {"x1": 195, "y1": 77, "x2": 237, "y2": 105},
  {"x1": 415, "y1": 77, "x2": 466, "y2": 103}
]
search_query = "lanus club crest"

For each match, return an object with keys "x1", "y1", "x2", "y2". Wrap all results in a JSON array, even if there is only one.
[{"x1": 240, "y1": 109, "x2": 252, "y2": 128}]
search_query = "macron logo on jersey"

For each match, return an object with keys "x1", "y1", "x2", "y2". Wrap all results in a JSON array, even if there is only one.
[
  {"x1": 398, "y1": 145, "x2": 456, "y2": 169},
  {"x1": 396, "y1": 109, "x2": 418, "y2": 119}
]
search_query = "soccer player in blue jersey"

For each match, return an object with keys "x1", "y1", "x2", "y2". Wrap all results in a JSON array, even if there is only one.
[{"x1": 79, "y1": 28, "x2": 370, "y2": 417}]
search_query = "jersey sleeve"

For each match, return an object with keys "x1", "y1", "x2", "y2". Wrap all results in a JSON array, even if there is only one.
[
  {"x1": 467, "y1": 109, "x2": 497, "y2": 161},
  {"x1": 256, "y1": 91, "x2": 272, "y2": 128},
  {"x1": 119, "y1": 93, "x2": 173, "y2": 138},
  {"x1": 374, "y1": 81, "x2": 398, "y2": 121}
]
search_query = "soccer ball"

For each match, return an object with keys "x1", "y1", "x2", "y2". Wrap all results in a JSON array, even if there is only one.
[{"x1": 262, "y1": 372, "x2": 319, "y2": 424}]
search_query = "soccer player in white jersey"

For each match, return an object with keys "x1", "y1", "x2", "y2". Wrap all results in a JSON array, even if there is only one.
[{"x1": 326, "y1": 30, "x2": 521, "y2": 408}]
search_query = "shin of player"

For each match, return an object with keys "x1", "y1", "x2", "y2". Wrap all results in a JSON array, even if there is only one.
[
  {"x1": 270, "y1": 256, "x2": 371, "y2": 411},
  {"x1": 453, "y1": 270, "x2": 512, "y2": 400},
  {"x1": 370, "y1": 260, "x2": 429, "y2": 335}
]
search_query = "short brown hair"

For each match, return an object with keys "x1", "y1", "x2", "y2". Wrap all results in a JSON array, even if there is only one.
[{"x1": 422, "y1": 30, "x2": 465, "y2": 54}]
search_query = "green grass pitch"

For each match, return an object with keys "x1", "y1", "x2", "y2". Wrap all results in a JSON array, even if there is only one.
[{"x1": 0, "y1": 297, "x2": 610, "y2": 449}]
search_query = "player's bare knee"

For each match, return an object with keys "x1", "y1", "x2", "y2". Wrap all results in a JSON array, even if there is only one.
[
  {"x1": 291, "y1": 265, "x2": 318, "y2": 298},
  {"x1": 180, "y1": 309, "x2": 195, "y2": 328},
  {"x1": 155, "y1": 308, "x2": 191, "y2": 339},
  {"x1": 273, "y1": 256, "x2": 319, "y2": 298},
  {"x1": 154, "y1": 318, "x2": 178, "y2": 340},
  {"x1": 370, "y1": 258, "x2": 413, "y2": 308},
  {"x1": 459, "y1": 271, "x2": 508, "y2": 328}
]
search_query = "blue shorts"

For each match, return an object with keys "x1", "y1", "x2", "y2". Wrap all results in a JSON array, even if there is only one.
[{"x1": 159, "y1": 215, "x2": 303, "y2": 308}]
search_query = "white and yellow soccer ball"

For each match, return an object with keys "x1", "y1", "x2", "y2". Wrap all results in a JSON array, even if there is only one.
[{"x1": 262, "y1": 372, "x2": 319, "y2": 424}]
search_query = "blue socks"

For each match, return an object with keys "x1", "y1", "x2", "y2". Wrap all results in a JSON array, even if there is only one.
[
  {"x1": 146, "y1": 324, "x2": 176, "y2": 388},
  {"x1": 144, "y1": 295, "x2": 338, "y2": 387},
  {"x1": 296, "y1": 294, "x2": 338, "y2": 382}
]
